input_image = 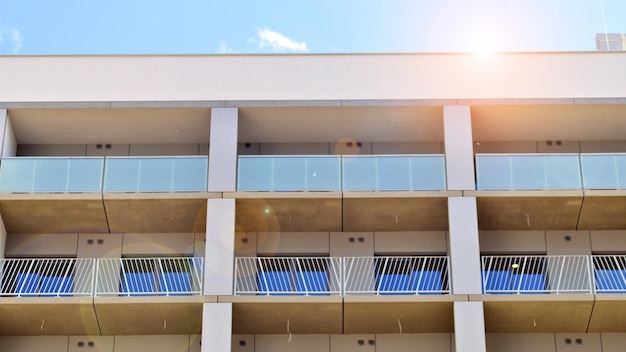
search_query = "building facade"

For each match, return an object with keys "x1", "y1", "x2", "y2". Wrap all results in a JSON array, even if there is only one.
[{"x1": 0, "y1": 52, "x2": 626, "y2": 351}]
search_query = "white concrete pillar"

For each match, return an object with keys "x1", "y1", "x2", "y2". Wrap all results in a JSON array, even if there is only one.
[
  {"x1": 202, "y1": 303, "x2": 232, "y2": 352},
  {"x1": 0, "y1": 216, "x2": 6, "y2": 258},
  {"x1": 208, "y1": 108, "x2": 238, "y2": 192},
  {"x1": 454, "y1": 302, "x2": 486, "y2": 352},
  {"x1": 448, "y1": 197, "x2": 482, "y2": 294},
  {"x1": 443, "y1": 105, "x2": 475, "y2": 190},
  {"x1": 204, "y1": 198, "x2": 236, "y2": 295}
]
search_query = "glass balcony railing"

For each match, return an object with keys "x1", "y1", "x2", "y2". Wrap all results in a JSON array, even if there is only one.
[
  {"x1": 476, "y1": 154, "x2": 582, "y2": 190},
  {"x1": 237, "y1": 155, "x2": 446, "y2": 191},
  {"x1": 103, "y1": 156, "x2": 208, "y2": 192},
  {"x1": 237, "y1": 156, "x2": 341, "y2": 191},
  {"x1": 0, "y1": 157, "x2": 104, "y2": 193},
  {"x1": 580, "y1": 153, "x2": 626, "y2": 190},
  {"x1": 342, "y1": 155, "x2": 446, "y2": 191}
]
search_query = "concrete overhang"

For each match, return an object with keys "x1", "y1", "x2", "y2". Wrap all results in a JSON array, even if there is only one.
[
  {"x1": 93, "y1": 296, "x2": 207, "y2": 335},
  {"x1": 578, "y1": 191, "x2": 626, "y2": 230},
  {"x1": 221, "y1": 296, "x2": 343, "y2": 334},
  {"x1": 0, "y1": 297, "x2": 99, "y2": 335},
  {"x1": 343, "y1": 295, "x2": 465, "y2": 334},
  {"x1": 588, "y1": 294, "x2": 626, "y2": 332},
  {"x1": 473, "y1": 294, "x2": 594, "y2": 333},
  {"x1": 468, "y1": 191, "x2": 584, "y2": 230}
]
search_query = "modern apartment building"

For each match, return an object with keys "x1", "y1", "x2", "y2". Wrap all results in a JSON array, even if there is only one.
[{"x1": 0, "y1": 52, "x2": 626, "y2": 352}]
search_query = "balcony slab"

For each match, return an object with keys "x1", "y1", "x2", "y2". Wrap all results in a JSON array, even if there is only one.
[
  {"x1": 469, "y1": 191, "x2": 584, "y2": 230},
  {"x1": 588, "y1": 294, "x2": 626, "y2": 332},
  {"x1": 221, "y1": 296, "x2": 343, "y2": 334},
  {"x1": 578, "y1": 191, "x2": 626, "y2": 230},
  {"x1": 343, "y1": 295, "x2": 464, "y2": 334},
  {"x1": 235, "y1": 197, "x2": 342, "y2": 233},
  {"x1": 0, "y1": 297, "x2": 99, "y2": 335},
  {"x1": 93, "y1": 296, "x2": 204, "y2": 335},
  {"x1": 472, "y1": 294, "x2": 594, "y2": 333}
]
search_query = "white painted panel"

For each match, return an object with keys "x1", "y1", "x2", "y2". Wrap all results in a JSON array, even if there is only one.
[
  {"x1": 486, "y1": 333, "x2": 555, "y2": 352},
  {"x1": 330, "y1": 232, "x2": 374, "y2": 257},
  {"x1": 454, "y1": 302, "x2": 486, "y2": 352},
  {"x1": 580, "y1": 141, "x2": 626, "y2": 153},
  {"x1": 260, "y1": 143, "x2": 330, "y2": 155},
  {"x1": 5, "y1": 233, "x2": 78, "y2": 257},
  {"x1": 202, "y1": 303, "x2": 232, "y2": 352},
  {"x1": 77, "y1": 233, "x2": 122, "y2": 258},
  {"x1": 122, "y1": 233, "x2": 194, "y2": 256},
  {"x1": 129, "y1": 143, "x2": 199, "y2": 156},
  {"x1": 0, "y1": 336, "x2": 69, "y2": 352},
  {"x1": 376, "y1": 334, "x2": 451, "y2": 352},
  {"x1": 546, "y1": 231, "x2": 591, "y2": 255},
  {"x1": 255, "y1": 334, "x2": 329, "y2": 352},
  {"x1": 590, "y1": 231, "x2": 626, "y2": 253},
  {"x1": 114, "y1": 335, "x2": 190, "y2": 352},
  {"x1": 232, "y1": 335, "x2": 254, "y2": 352},
  {"x1": 86, "y1": 143, "x2": 129, "y2": 156},
  {"x1": 372, "y1": 142, "x2": 443, "y2": 154},
  {"x1": 444, "y1": 106, "x2": 474, "y2": 190},
  {"x1": 479, "y1": 231, "x2": 547, "y2": 254},
  {"x1": 3, "y1": 115, "x2": 17, "y2": 157},
  {"x1": 16, "y1": 144, "x2": 86, "y2": 156},
  {"x1": 600, "y1": 333, "x2": 626, "y2": 352},
  {"x1": 204, "y1": 199, "x2": 236, "y2": 295},
  {"x1": 374, "y1": 231, "x2": 447, "y2": 255},
  {"x1": 537, "y1": 141, "x2": 580, "y2": 153},
  {"x1": 235, "y1": 233, "x2": 257, "y2": 257},
  {"x1": 448, "y1": 198, "x2": 482, "y2": 294},
  {"x1": 208, "y1": 108, "x2": 238, "y2": 192},
  {"x1": 554, "y1": 333, "x2": 601, "y2": 352},
  {"x1": 257, "y1": 232, "x2": 329, "y2": 255},
  {"x1": 68, "y1": 336, "x2": 114, "y2": 352},
  {"x1": 473, "y1": 141, "x2": 538, "y2": 153},
  {"x1": 331, "y1": 334, "x2": 375, "y2": 352}
]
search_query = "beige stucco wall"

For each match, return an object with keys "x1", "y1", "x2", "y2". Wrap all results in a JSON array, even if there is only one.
[{"x1": 0, "y1": 53, "x2": 625, "y2": 102}]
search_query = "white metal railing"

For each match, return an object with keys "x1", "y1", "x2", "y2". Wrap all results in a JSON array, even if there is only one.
[
  {"x1": 235, "y1": 257, "x2": 342, "y2": 295},
  {"x1": 482, "y1": 255, "x2": 593, "y2": 294},
  {"x1": 96, "y1": 257, "x2": 203, "y2": 296},
  {"x1": 0, "y1": 258, "x2": 95, "y2": 297},
  {"x1": 343, "y1": 256, "x2": 450, "y2": 295},
  {"x1": 592, "y1": 255, "x2": 626, "y2": 293}
]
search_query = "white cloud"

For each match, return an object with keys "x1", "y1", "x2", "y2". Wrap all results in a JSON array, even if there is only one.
[
  {"x1": 0, "y1": 23, "x2": 22, "y2": 53},
  {"x1": 255, "y1": 28, "x2": 307, "y2": 53},
  {"x1": 218, "y1": 41, "x2": 237, "y2": 54}
]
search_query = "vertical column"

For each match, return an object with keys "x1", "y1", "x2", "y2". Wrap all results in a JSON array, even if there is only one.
[
  {"x1": 208, "y1": 108, "x2": 238, "y2": 192},
  {"x1": 204, "y1": 198, "x2": 236, "y2": 295},
  {"x1": 454, "y1": 302, "x2": 486, "y2": 352},
  {"x1": 443, "y1": 106, "x2": 475, "y2": 190},
  {"x1": 0, "y1": 110, "x2": 10, "y2": 258},
  {"x1": 202, "y1": 303, "x2": 232, "y2": 352},
  {"x1": 448, "y1": 197, "x2": 482, "y2": 294}
]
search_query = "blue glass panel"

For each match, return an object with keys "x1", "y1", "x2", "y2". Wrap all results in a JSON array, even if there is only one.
[
  {"x1": 377, "y1": 274, "x2": 411, "y2": 295},
  {"x1": 16, "y1": 273, "x2": 39, "y2": 294},
  {"x1": 104, "y1": 159, "x2": 140, "y2": 191},
  {"x1": 159, "y1": 272, "x2": 192, "y2": 296},
  {"x1": 476, "y1": 156, "x2": 512, "y2": 189},
  {"x1": 483, "y1": 271, "x2": 511, "y2": 293},
  {"x1": 343, "y1": 157, "x2": 377, "y2": 190},
  {"x1": 122, "y1": 272, "x2": 155, "y2": 295},
  {"x1": 411, "y1": 270, "x2": 443, "y2": 294},
  {"x1": 295, "y1": 271, "x2": 328, "y2": 294},
  {"x1": 67, "y1": 159, "x2": 104, "y2": 192},
  {"x1": 273, "y1": 158, "x2": 306, "y2": 191},
  {"x1": 237, "y1": 157, "x2": 272, "y2": 190},
  {"x1": 137, "y1": 158, "x2": 174, "y2": 191},
  {"x1": 33, "y1": 159, "x2": 69, "y2": 192},
  {"x1": 0, "y1": 159, "x2": 36, "y2": 192},
  {"x1": 595, "y1": 269, "x2": 626, "y2": 293},
  {"x1": 511, "y1": 156, "x2": 545, "y2": 189},
  {"x1": 40, "y1": 275, "x2": 73, "y2": 296},
  {"x1": 512, "y1": 273, "x2": 545, "y2": 293},
  {"x1": 305, "y1": 157, "x2": 341, "y2": 191},
  {"x1": 411, "y1": 156, "x2": 447, "y2": 190},
  {"x1": 581, "y1": 155, "x2": 617, "y2": 189},
  {"x1": 377, "y1": 157, "x2": 411, "y2": 190},
  {"x1": 544, "y1": 155, "x2": 581, "y2": 189},
  {"x1": 172, "y1": 158, "x2": 207, "y2": 191},
  {"x1": 616, "y1": 156, "x2": 626, "y2": 189},
  {"x1": 258, "y1": 271, "x2": 291, "y2": 293}
]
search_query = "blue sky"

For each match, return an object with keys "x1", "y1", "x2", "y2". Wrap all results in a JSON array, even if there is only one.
[{"x1": 1, "y1": 0, "x2": 625, "y2": 55}]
